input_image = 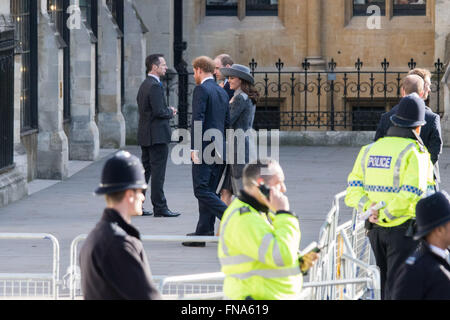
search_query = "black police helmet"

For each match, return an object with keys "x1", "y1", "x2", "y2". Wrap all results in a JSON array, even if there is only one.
[
  {"x1": 414, "y1": 191, "x2": 450, "y2": 240},
  {"x1": 95, "y1": 151, "x2": 147, "y2": 195},
  {"x1": 390, "y1": 93, "x2": 426, "y2": 128}
]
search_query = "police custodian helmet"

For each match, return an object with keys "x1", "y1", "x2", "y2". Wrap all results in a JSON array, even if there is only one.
[{"x1": 95, "y1": 151, "x2": 148, "y2": 195}]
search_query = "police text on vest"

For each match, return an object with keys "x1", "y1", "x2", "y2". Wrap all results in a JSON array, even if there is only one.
[{"x1": 367, "y1": 156, "x2": 392, "y2": 169}]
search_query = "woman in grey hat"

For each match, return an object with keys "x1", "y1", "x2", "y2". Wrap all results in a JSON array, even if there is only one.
[{"x1": 218, "y1": 64, "x2": 259, "y2": 205}]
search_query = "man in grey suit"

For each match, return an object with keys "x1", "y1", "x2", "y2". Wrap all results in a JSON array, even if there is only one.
[{"x1": 137, "y1": 54, "x2": 180, "y2": 217}]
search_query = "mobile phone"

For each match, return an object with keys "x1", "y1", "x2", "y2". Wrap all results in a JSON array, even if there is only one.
[
  {"x1": 258, "y1": 183, "x2": 271, "y2": 200},
  {"x1": 299, "y1": 241, "x2": 321, "y2": 256}
]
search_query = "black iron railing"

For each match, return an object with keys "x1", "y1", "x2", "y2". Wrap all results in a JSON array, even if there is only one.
[
  {"x1": 0, "y1": 29, "x2": 16, "y2": 171},
  {"x1": 11, "y1": 0, "x2": 38, "y2": 133},
  {"x1": 161, "y1": 57, "x2": 445, "y2": 131}
]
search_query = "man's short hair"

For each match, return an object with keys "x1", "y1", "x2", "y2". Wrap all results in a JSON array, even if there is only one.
[
  {"x1": 402, "y1": 74, "x2": 424, "y2": 95},
  {"x1": 105, "y1": 190, "x2": 127, "y2": 205},
  {"x1": 243, "y1": 159, "x2": 280, "y2": 188},
  {"x1": 215, "y1": 54, "x2": 234, "y2": 67},
  {"x1": 408, "y1": 68, "x2": 432, "y2": 80},
  {"x1": 145, "y1": 54, "x2": 164, "y2": 74},
  {"x1": 192, "y1": 56, "x2": 216, "y2": 74}
]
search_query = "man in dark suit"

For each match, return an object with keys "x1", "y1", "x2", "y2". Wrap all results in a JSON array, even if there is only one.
[
  {"x1": 214, "y1": 54, "x2": 234, "y2": 100},
  {"x1": 137, "y1": 54, "x2": 180, "y2": 217},
  {"x1": 374, "y1": 70, "x2": 442, "y2": 186},
  {"x1": 183, "y1": 56, "x2": 230, "y2": 247}
]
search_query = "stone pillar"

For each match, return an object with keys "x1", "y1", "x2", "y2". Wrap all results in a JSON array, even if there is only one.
[
  {"x1": 306, "y1": 0, "x2": 325, "y2": 70},
  {"x1": 97, "y1": 0, "x2": 125, "y2": 149},
  {"x1": 122, "y1": 0, "x2": 148, "y2": 145},
  {"x1": 36, "y1": 1, "x2": 69, "y2": 180},
  {"x1": 434, "y1": 0, "x2": 450, "y2": 63},
  {"x1": 69, "y1": 9, "x2": 100, "y2": 160}
]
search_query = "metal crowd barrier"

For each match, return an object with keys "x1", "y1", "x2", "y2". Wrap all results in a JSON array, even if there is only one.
[
  {"x1": 0, "y1": 233, "x2": 60, "y2": 300},
  {"x1": 0, "y1": 190, "x2": 380, "y2": 300},
  {"x1": 309, "y1": 190, "x2": 381, "y2": 300},
  {"x1": 66, "y1": 234, "x2": 220, "y2": 300}
]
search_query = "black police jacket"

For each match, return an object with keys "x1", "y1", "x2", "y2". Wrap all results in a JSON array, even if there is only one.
[
  {"x1": 79, "y1": 208, "x2": 161, "y2": 300},
  {"x1": 391, "y1": 241, "x2": 450, "y2": 300}
]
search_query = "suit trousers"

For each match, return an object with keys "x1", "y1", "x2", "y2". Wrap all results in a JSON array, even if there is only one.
[
  {"x1": 367, "y1": 221, "x2": 418, "y2": 300},
  {"x1": 141, "y1": 144, "x2": 169, "y2": 213},
  {"x1": 192, "y1": 162, "x2": 228, "y2": 235}
]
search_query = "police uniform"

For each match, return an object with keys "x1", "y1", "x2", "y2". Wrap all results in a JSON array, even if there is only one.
[
  {"x1": 218, "y1": 190, "x2": 303, "y2": 300},
  {"x1": 345, "y1": 94, "x2": 435, "y2": 300},
  {"x1": 79, "y1": 151, "x2": 161, "y2": 300},
  {"x1": 392, "y1": 191, "x2": 450, "y2": 299},
  {"x1": 391, "y1": 241, "x2": 450, "y2": 300},
  {"x1": 80, "y1": 208, "x2": 161, "y2": 300}
]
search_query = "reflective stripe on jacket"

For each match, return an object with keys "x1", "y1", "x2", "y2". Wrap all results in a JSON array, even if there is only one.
[
  {"x1": 345, "y1": 136, "x2": 435, "y2": 227},
  {"x1": 217, "y1": 198, "x2": 302, "y2": 300}
]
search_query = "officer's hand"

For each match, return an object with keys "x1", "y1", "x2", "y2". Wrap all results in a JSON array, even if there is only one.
[
  {"x1": 300, "y1": 252, "x2": 319, "y2": 273},
  {"x1": 368, "y1": 202, "x2": 379, "y2": 224},
  {"x1": 269, "y1": 187, "x2": 290, "y2": 212}
]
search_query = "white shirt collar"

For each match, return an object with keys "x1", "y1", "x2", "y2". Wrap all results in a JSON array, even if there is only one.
[
  {"x1": 429, "y1": 244, "x2": 450, "y2": 261},
  {"x1": 201, "y1": 76, "x2": 214, "y2": 84},
  {"x1": 148, "y1": 73, "x2": 160, "y2": 82}
]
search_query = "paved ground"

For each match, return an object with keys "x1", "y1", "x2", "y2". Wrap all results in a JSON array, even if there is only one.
[{"x1": 1, "y1": 145, "x2": 449, "y2": 293}]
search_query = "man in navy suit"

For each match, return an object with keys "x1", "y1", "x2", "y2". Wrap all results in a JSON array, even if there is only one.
[
  {"x1": 214, "y1": 54, "x2": 234, "y2": 101},
  {"x1": 183, "y1": 56, "x2": 230, "y2": 247}
]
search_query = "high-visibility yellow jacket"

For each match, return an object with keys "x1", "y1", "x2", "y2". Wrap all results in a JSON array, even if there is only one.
[
  {"x1": 218, "y1": 197, "x2": 303, "y2": 300},
  {"x1": 345, "y1": 136, "x2": 435, "y2": 227}
]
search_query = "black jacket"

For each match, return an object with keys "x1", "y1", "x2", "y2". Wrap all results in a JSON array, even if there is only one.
[
  {"x1": 374, "y1": 105, "x2": 442, "y2": 164},
  {"x1": 137, "y1": 76, "x2": 173, "y2": 146},
  {"x1": 391, "y1": 241, "x2": 450, "y2": 300},
  {"x1": 79, "y1": 208, "x2": 161, "y2": 300}
]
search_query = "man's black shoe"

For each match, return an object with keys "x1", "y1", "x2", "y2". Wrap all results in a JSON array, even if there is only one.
[
  {"x1": 182, "y1": 232, "x2": 214, "y2": 247},
  {"x1": 154, "y1": 209, "x2": 181, "y2": 218},
  {"x1": 142, "y1": 209, "x2": 153, "y2": 216}
]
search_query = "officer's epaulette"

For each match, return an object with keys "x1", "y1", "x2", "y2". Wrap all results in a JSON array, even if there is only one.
[
  {"x1": 239, "y1": 207, "x2": 251, "y2": 215},
  {"x1": 405, "y1": 243, "x2": 426, "y2": 265}
]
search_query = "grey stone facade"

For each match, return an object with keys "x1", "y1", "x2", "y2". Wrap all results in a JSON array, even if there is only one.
[{"x1": 0, "y1": 0, "x2": 148, "y2": 208}]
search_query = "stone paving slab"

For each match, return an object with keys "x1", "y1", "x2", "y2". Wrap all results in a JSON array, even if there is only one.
[{"x1": 0, "y1": 145, "x2": 449, "y2": 288}]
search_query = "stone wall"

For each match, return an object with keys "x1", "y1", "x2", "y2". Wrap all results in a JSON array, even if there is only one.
[{"x1": 122, "y1": 0, "x2": 148, "y2": 145}]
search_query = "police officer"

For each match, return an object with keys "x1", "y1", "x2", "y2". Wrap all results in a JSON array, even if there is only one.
[
  {"x1": 392, "y1": 191, "x2": 450, "y2": 300},
  {"x1": 79, "y1": 151, "x2": 161, "y2": 300},
  {"x1": 218, "y1": 159, "x2": 318, "y2": 300},
  {"x1": 345, "y1": 93, "x2": 435, "y2": 300}
]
